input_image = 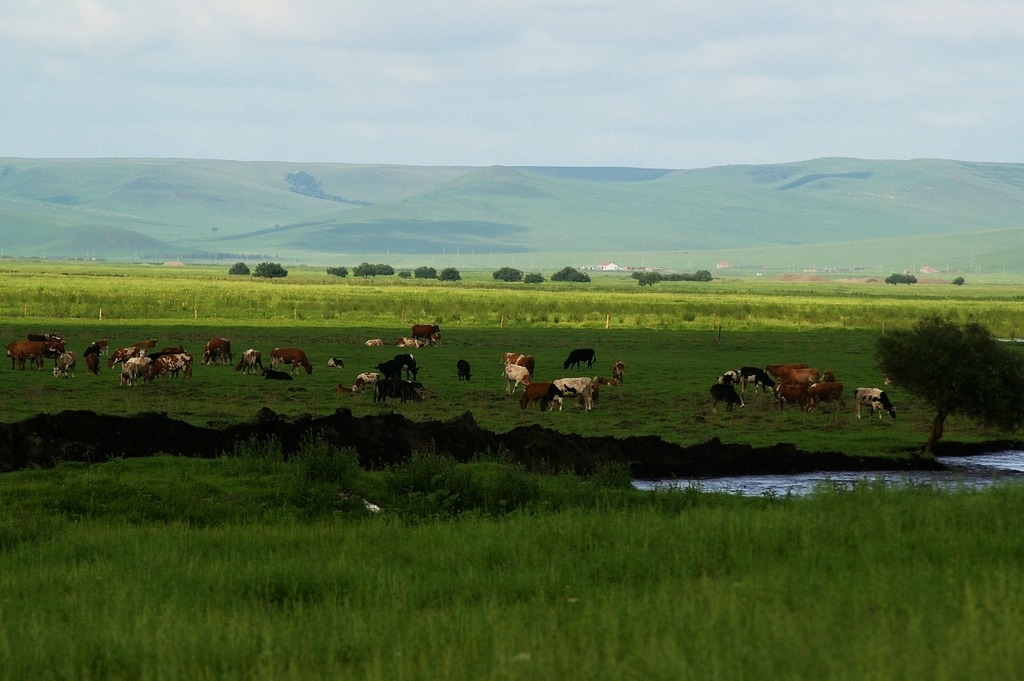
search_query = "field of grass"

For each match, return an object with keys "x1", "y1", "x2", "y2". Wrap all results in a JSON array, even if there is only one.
[
  {"x1": 3, "y1": 448, "x2": 1024, "y2": 680},
  {"x1": 4, "y1": 261, "x2": 1024, "y2": 679},
  {"x1": 4, "y1": 261, "x2": 1024, "y2": 458}
]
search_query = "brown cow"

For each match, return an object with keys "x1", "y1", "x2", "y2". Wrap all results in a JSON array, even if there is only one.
[
  {"x1": 502, "y1": 352, "x2": 535, "y2": 377},
  {"x1": 519, "y1": 381, "x2": 570, "y2": 411},
  {"x1": 411, "y1": 324, "x2": 440, "y2": 346},
  {"x1": 774, "y1": 367, "x2": 821, "y2": 385},
  {"x1": 775, "y1": 382, "x2": 812, "y2": 411},
  {"x1": 809, "y1": 381, "x2": 844, "y2": 409},
  {"x1": 85, "y1": 351, "x2": 100, "y2": 376},
  {"x1": 5, "y1": 340, "x2": 46, "y2": 371},
  {"x1": 765, "y1": 363, "x2": 809, "y2": 381},
  {"x1": 202, "y1": 337, "x2": 232, "y2": 365},
  {"x1": 270, "y1": 347, "x2": 313, "y2": 375}
]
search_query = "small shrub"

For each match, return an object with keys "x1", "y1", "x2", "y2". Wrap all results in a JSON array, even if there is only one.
[
  {"x1": 524, "y1": 273, "x2": 545, "y2": 284},
  {"x1": 551, "y1": 266, "x2": 590, "y2": 283},
  {"x1": 326, "y1": 266, "x2": 348, "y2": 277},
  {"x1": 493, "y1": 267, "x2": 523, "y2": 282},
  {"x1": 228, "y1": 262, "x2": 250, "y2": 275},
  {"x1": 415, "y1": 266, "x2": 437, "y2": 279}
]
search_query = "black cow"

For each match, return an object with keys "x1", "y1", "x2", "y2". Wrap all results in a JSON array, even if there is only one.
[
  {"x1": 457, "y1": 359, "x2": 472, "y2": 381},
  {"x1": 563, "y1": 348, "x2": 596, "y2": 370},
  {"x1": 262, "y1": 368, "x2": 293, "y2": 381},
  {"x1": 374, "y1": 379, "x2": 423, "y2": 403},
  {"x1": 327, "y1": 357, "x2": 345, "y2": 368},
  {"x1": 710, "y1": 381, "x2": 744, "y2": 412},
  {"x1": 855, "y1": 388, "x2": 896, "y2": 419},
  {"x1": 739, "y1": 366, "x2": 776, "y2": 393},
  {"x1": 376, "y1": 359, "x2": 404, "y2": 382}
]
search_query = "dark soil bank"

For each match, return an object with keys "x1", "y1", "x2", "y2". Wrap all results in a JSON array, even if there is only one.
[{"x1": 0, "y1": 408, "x2": 1000, "y2": 478}]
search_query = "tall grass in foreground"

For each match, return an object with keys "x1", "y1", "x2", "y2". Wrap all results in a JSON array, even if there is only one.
[{"x1": 2, "y1": 451, "x2": 1024, "y2": 680}]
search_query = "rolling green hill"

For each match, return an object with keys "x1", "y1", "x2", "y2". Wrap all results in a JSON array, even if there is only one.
[{"x1": 1, "y1": 157, "x2": 1023, "y2": 274}]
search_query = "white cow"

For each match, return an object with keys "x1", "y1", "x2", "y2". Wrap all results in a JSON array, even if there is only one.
[
  {"x1": 553, "y1": 377, "x2": 595, "y2": 411},
  {"x1": 855, "y1": 387, "x2": 897, "y2": 419},
  {"x1": 352, "y1": 372, "x2": 380, "y2": 392},
  {"x1": 235, "y1": 348, "x2": 263, "y2": 375},
  {"x1": 52, "y1": 351, "x2": 77, "y2": 378},
  {"x1": 504, "y1": 364, "x2": 532, "y2": 394},
  {"x1": 119, "y1": 356, "x2": 152, "y2": 386}
]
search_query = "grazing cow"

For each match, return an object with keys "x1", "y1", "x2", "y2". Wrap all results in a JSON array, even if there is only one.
[
  {"x1": 395, "y1": 337, "x2": 422, "y2": 348},
  {"x1": 202, "y1": 337, "x2": 232, "y2": 365},
  {"x1": 821, "y1": 370, "x2": 837, "y2": 383},
  {"x1": 84, "y1": 351, "x2": 100, "y2": 376},
  {"x1": 775, "y1": 382, "x2": 813, "y2": 411},
  {"x1": 411, "y1": 324, "x2": 441, "y2": 346},
  {"x1": 364, "y1": 338, "x2": 384, "y2": 347},
  {"x1": 809, "y1": 381, "x2": 845, "y2": 409},
  {"x1": 135, "y1": 338, "x2": 158, "y2": 349},
  {"x1": 611, "y1": 361, "x2": 625, "y2": 385},
  {"x1": 262, "y1": 368, "x2": 293, "y2": 381},
  {"x1": 92, "y1": 338, "x2": 109, "y2": 356},
  {"x1": 563, "y1": 348, "x2": 596, "y2": 370},
  {"x1": 270, "y1": 347, "x2": 313, "y2": 375},
  {"x1": 326, "y1": 357, "x2": 345, "y2": 368},
  {"x1": 855, "y1": 388, "x2": 897, "y2": 419},
  {"x1": 457, "y1": 359, "x2": 472, "y2": 381},
  {"x1": 502, "y1": 352, "x2": 536, "y2": 377},
  {"x1": 710, "y1": 381, "x2": 744, "y2": 412},
  {"x1": 6, "y1": 340, "x2": 46, "y2": 370},
  {"x1": 504, "y1": 364, "x2": 532, "y2": 394},
  {"x1": 392, "y1": 353, "x2": 418, "y2": 380},
  {"x1": 374, "y1": 379, "x2": 424, "y2": 403},
  {"x1": 519, "y1": 382, "x2": 571, "y2": 411},
  {"x1": 234, "y1": 348, "x2": 263, "y2": 375},
  {"x1": 119, "y1": 357, "x2": 152, "y2": 386},
  {"x1": 765, "y1": 363, "x2": 810, "y2": 381},
  {"x1": 52, "y1": 351, "x2": 77, "y2": 378},
  {"x1": 160, "y1": 345, "x2": 186, "y2": 356},
  {"x1": 553, "y1": 377, "x2": 595, "y2": 411},
  {"x1": 738, "y1": 366, "x2": 776, "y2": 393}
]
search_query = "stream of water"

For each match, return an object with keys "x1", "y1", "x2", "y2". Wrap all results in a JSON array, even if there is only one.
[{"x1": 633, "y1": 450, "x2": 1024, "y2": 497}]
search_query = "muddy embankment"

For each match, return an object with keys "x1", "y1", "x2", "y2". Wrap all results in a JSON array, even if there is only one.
[{"x1": 0, "y1": 407, "x2": 999, "y2": 478}]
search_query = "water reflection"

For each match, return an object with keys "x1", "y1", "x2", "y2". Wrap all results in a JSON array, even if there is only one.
[{"x1": 633, "y1": 450, "x2": 1024, "y2": 497}]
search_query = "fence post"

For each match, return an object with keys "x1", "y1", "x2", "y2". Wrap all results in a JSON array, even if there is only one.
[{"x1": 605, "y1": 314, "x2": 610, "y2": 330}]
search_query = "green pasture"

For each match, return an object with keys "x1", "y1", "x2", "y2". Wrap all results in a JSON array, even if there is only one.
[
  {"x1": 2, "y1": 450, "x2": 1024, "y2": 680},
  {"x1": 3, "y1": 261, "x2": 1024, "y2": 457},
  {"x1": 5, "y1": 261, "x2": 1024, "y2": 679}
]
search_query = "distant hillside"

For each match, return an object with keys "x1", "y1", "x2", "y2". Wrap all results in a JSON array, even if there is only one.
[{"x1": 1, "y1": 157, "x2": 1023, "y2": 273}]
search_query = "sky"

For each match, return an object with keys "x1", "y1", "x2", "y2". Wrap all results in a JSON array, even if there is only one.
[{"x1": 3, "y1": 0, "x2": 1023, "y2": 169}]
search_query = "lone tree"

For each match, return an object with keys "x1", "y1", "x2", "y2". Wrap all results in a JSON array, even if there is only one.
[
  {"x1": 876, "y1": 315, "x2": 1024, "y2": 455},
  {"x1": 252, "y1": 262, "x2": 288, "y2": 278},
  {"x1": 228, "y1": 262, "x2": 250, "y2": 276},
  {"x1": 439, "y1": 267, "x2": 461, "y2": 281},
  {"x1": 551, "y1": 266, "x2": 590, "y2": 283},
  {"x1": 493, "y1": 267, "x2": 523, "y2": 282}
]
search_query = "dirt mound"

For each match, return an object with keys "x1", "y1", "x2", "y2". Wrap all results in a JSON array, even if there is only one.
[{"x1": 0, "y1": 409, "x2": 948, "y2": 478}]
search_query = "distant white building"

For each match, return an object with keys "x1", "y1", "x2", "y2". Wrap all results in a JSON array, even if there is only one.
[
  {"x1": 716, "y1": 261, "x2": 733, "y2": 269},
  {"x1": 598, "y1": 262, "x2": 623, "y2": 271}
]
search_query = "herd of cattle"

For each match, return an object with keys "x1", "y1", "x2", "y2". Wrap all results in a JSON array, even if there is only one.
[
  {"x1": 4, "y1": 323, "x2": 897, "y2": 420},
  {"x1": 709, "y1": 363, "x2": 897, "y2": 420}
]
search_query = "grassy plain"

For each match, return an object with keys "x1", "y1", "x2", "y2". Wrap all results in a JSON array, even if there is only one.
[
  {"x1": 4, "y1": 262, "x2": 1024, "y2": 679},
  {"x1": 3, "y1": 452, "x2": 1024, "y2": 680}
]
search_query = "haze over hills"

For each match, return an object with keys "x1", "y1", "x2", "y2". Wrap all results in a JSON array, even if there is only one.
[{"x1": 1, "y1": 157, "x2": 1023, "y2": 274}]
